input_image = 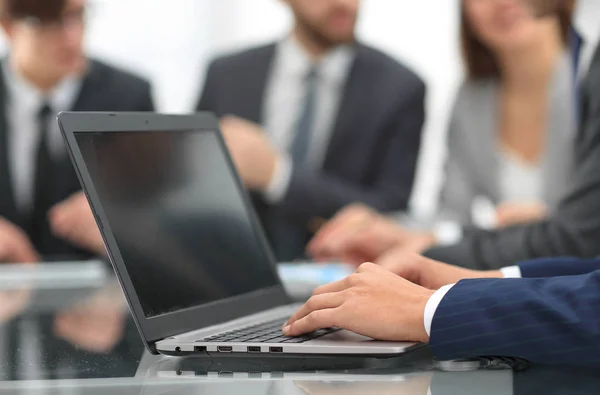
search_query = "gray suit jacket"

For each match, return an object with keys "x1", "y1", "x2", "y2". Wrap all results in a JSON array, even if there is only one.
[
  {"x1": 440, "y1": 53, "x2": 576, "y2": 225},
  {"x1": 197, "y1": 43, "x2": 425, "y2": 247},
  {"x1": 425, "y1": 43, "x2": 600, "y2": 270}
]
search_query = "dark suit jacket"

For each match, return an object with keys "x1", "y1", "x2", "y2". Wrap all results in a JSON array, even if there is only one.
[
  {"x1": 196, "y1": 43, "x2": 425, "y2": 246},
  {"x1": 425, "y1": 41, "x2": 600, "y2": 270},
  {"x1": 0, "y1": 59, "x2": 155, "y2": 259},
  {"x1": 430, "y1": 257, "x2": 600, "y2": 367}
]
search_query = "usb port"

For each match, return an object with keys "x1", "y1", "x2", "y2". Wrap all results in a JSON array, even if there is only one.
[
  {"x1": 247, "y1": 346, "x2": 261, "y2": 353},
  {"x1": 217, "y1": 346, "x2": 233, "y2": 353},
  {"x1": 269, "y1": 347, "x2": 283, "y2": 353},
  {"x1": 194, "y1": 346, "x2": 206, "y2": 353}
]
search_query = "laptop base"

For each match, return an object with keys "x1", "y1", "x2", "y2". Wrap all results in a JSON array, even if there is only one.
[{"x1": 154, "y1": 345, "x2": 430, "y2": 374}]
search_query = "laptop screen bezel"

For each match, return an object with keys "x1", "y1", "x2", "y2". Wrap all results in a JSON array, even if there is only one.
[{"x1": 58, "y1": 112, "x2": 291, "y2": 352}]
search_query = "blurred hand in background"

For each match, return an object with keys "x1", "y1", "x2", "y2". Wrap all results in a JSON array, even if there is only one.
[
  {"x1": 307, "y1": 204, "x2": 435, "y2": 265},
  {"x1": 0, "y1": 218, "x2": 40, "y2": 263},
  {"x1": 495, "y1": 201, "x2": 549, "y2": 228},
  {"x1": 49, "y1": 192, "x2": 106, "y2": 256},
  {"x1": 220, "y1": 115, "x2": 281, "y2": 191}
]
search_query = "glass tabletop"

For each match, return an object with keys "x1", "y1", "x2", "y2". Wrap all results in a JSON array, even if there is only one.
[{"x1": 0, "y1": 262, "x2": 596, "y2": 394}]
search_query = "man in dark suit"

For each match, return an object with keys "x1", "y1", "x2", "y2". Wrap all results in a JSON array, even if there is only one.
[
  {"x1": 308, "y1": 0, "x2": 600, "y2": 271},
  {"x1": 0, "y1": 0, "x2": 154, "y2": 263},
  {"x1": 196, "y1": 0, "x2": 426, "y2": 261}
]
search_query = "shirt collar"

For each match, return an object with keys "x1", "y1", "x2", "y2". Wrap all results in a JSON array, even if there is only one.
[
  {"x1": 573, "y1": 1, "x2": 600, "y2": 54},
  {"x1": 275, "y1": 35, "x2": 355, "y2": 86},
  {"x1": 2, "y1": 59, "x2": 83, "y2": 114}
]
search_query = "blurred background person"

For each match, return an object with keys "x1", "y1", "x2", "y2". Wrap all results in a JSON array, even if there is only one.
[
  {"x1": 436, "y1": 0, "x2": 576, "y2": 232},
  {"x1": 307, "y1": 0, "x2": 600, "y2": 269},
  {"x1": 0, "y1": 0, "x2": 154, "y2": 264},
  {"x1": 196, "y1": 0, "x2": 426, "y2": 262},
  {"x1": 309, "y1": 0, "x2": 577, "y2": 262}
]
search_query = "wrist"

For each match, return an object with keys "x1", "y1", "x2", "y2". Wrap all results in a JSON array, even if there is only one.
[
  {"x1": 478, "y1": 270, "x2": 504, "y2": 279},
  {"x1": 416, "y1": 289, "x2": 435, "y2": 342}
]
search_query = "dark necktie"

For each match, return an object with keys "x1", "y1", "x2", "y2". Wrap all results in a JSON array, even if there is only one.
[
  {"x1": 291, "y1": 67, "x2": 319, "y2": 164},
  {"x1": 30, "y1": 103, "x2": 55, "y2": 249},
  {"x1": 269, "y1": 67, "x2": 320, "y2": 262},
  {"x1": 570, "y1": 28, "x2": 584, "y2": 118}
]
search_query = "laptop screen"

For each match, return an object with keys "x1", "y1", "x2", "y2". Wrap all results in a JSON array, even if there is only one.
[{"x1": 74, "y1": 130, "x2": 280, "y2": 318}]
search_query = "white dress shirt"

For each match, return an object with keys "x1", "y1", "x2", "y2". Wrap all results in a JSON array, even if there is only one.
[
  {"x1": 3, "y1": 61, "x2": 82, "y2": 214},
  {"x1": 573, "y1": 0, "x2": 600, "y2": 79},
  {"x1": 262, "y1": 36, "x2": 355, "y2": 202},
  {"x1": 423, "y1": 266, "x2": 522, "y2": 337}
]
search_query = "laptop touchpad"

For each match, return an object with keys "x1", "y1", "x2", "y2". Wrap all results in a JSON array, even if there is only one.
[{"x1": 318, "y1": 330, "x2": 372, "y2": 342}]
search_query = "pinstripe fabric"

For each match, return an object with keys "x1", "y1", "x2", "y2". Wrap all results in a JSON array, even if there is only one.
[
  {"x1": 519, "y1": 257, "x2": 600, "y2": 278},
  {"x1": 430, "y1": 271, "x2": 600, "y2": 367}
]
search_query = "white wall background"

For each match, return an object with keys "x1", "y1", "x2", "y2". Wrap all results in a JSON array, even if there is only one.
[{"x1": 1, "y1": 0, "x2": 465, "y2": 215}]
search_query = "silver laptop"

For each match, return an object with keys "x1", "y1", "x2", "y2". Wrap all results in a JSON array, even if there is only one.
[{"x1": 57, "y1": 112, "x2": 419, "y2": 357}]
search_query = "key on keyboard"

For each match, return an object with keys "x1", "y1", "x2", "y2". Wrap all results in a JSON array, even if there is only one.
[{"x1": 201, "y1": 318, "x2": 340, "y2": 344}]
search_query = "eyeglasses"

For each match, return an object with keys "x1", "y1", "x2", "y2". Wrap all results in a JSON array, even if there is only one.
[{"x1": 20, "y1": 6, "x2": 90, "y2": 33}]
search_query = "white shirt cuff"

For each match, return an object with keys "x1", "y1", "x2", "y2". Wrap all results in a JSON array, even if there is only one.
[
  {"x1": 424, "y1": 284, "x2": 456, "y2": 337},
  {"x1": 263, "y1": 154, "x2": 293, "y2": 203},
  {"x1": 432, "y1": 221, "x2": 463, "y2": 246},
  {"x1": 500, "y1": 266, "x2": 522, "y2": 278}
]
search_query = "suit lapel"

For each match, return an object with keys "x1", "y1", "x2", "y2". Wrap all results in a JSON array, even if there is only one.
[
  {"x1": 542, "y1": 54, "x2": 576, "y2": 206},
  {"x1": 242, "y1": 45, "x2": 276, "y2": 125},
  {"x1": 0, "y1": 64, "x2": 19, "y2": 222},
  {"x1": 323, "y1": 45, "x2": 367, "y2": 169}
]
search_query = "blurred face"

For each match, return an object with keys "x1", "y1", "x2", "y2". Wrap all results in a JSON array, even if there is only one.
[
  {"x1": 3, "y1": 0, "x2": 87, "y2": 82},
  {"x1": 464, "y1": 0, "x2": 558, "y2": 53},
  {"x1": 284, "y1": 0, "x2": 359, "y2": 48}
]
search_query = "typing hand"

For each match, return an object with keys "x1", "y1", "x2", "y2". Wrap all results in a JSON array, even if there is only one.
[
  {"x1": 220, "y1": 115, "x2": 280, "y2": 191},
  {"x1": 0, "y1": 218, "x2": 40, "y2": 263},
  {"x1": 283, "y1": 263, "x2": 433, "y2": 343},
  {"x1": 375, "y1": 250, "x2": 502, "y2": 290},
  {"x1": 307, "y1": 204, "x2": 435, "y2": 265},
  {"x1": 49, "y1": 192, "x2": 106, "y2": 256}
]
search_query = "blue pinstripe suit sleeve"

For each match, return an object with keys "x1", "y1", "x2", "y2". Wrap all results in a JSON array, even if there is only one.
[
  {"x1": 429, "y1": 270, "x2": 600, "y2": 367},
  {"x1": 519, "y1": 257, "x2": 600, "y2": 278}
]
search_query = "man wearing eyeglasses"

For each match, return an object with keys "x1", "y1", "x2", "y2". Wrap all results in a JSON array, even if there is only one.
[{"x1": 0, "y1": 0, "x2": 155, "y2": 264}]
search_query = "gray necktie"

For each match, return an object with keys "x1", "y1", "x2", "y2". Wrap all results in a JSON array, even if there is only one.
[
  {"x1": 269, "y1": 67, "x2": 320, "y2": 262},
  {"x1": 291, "y1": 67, "x2": 319, "y2": 164}
]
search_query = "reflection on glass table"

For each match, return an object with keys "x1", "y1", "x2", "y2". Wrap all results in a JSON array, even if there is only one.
[{"x1": 0, "y1": 262, "x2": 596, "y2": 395}]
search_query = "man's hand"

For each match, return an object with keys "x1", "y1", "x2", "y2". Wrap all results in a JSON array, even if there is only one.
[
  {"x1": 0, "y1": 218, "x2": 39, "y2": 263},
  {"x1": 307, "y1": 204, "x2": 435, "y2": 265},
  {"x1": 495, "y1": 201, "x2": 548, "y2": 228},
  {"x1": 376, "y1": 250, "x2": 503, "y2": 290},
  {"x1": 283, "y1": 263, "x2": 434, "y2": 343},
  {"x1": 220, "y1": 115, "x2": 280, "y2": 191},
  {"x1": 49, "y1": 192, "x2": 106, "y2": 256}
]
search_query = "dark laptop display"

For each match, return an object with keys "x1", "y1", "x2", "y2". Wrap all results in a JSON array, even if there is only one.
[{"x1": 74, "y1": 130, "x2": 279, "y2": 318}]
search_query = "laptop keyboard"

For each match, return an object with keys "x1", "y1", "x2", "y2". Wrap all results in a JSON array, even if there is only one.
[{"x1": 201, "y1": 318, "x2": 340, "y2": 344}]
